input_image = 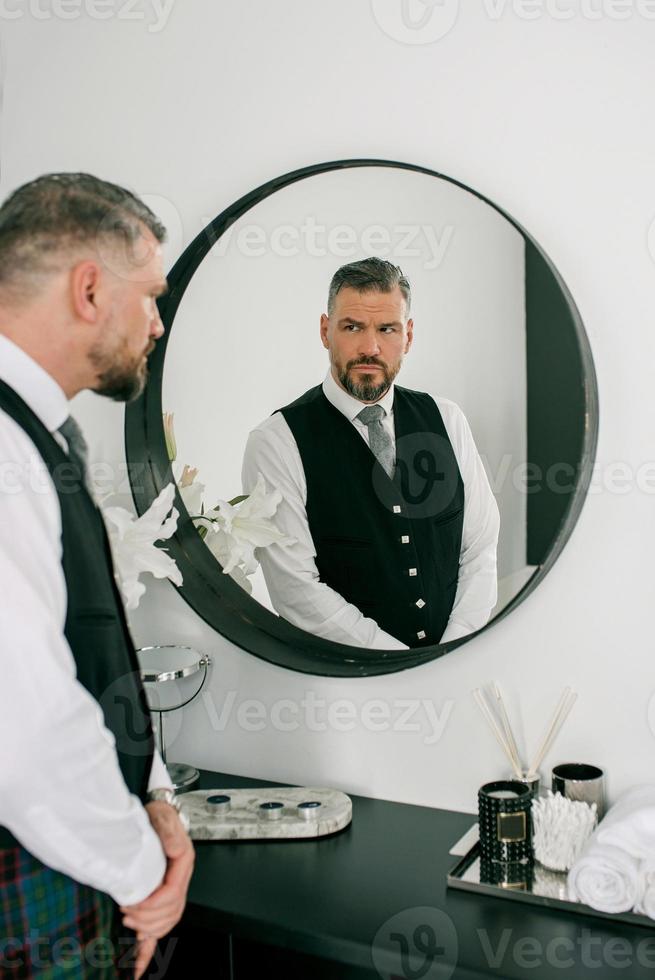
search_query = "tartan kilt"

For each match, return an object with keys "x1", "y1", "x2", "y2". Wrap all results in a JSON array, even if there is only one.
[{"x1": 0, "y1": 844, "x2": 137, "y2": 978}]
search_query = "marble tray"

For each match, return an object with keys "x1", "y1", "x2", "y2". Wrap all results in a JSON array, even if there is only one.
[{"x1": 180, "y1": 786, "x2": 352, "y2": 841}]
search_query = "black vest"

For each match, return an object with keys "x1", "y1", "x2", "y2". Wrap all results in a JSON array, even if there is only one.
[
  {"x1": 280, "y1": 385, "x2": 465, "y2": 648},
  {"x1": 0, "y1": 381, "x2": 154, "y2": 850}
]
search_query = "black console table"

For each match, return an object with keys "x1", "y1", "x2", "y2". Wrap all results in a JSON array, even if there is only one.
[{"x1": 161, "y1": 770, "x2": 655, "y2": 979}]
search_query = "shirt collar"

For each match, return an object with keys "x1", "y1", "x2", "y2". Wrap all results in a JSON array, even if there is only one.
[
  {"x1": 322, "y1": 368, "x2": 395, "y2": 422},
  {"x1": 0, "y1": 334, "x2": 69, "y2": 433}
]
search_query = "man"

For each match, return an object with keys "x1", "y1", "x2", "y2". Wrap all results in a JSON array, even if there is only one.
[
  {"x1": 242, "y1": 257, "x2": 499, "y2": 650},
  {"x1": 0, "y1": 174, "x2": 193, "y2": 978}
]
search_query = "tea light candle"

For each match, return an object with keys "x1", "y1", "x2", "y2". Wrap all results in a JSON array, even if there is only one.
[
  {"x1": 259, "y1": 801, "x2": 284, "y2": 821},
  {"x1": 206, "y1": 794, "x2": 231, "y2": 813},
  {"x1": 297, "y1": 801, "x2": 322, "y2": 820}
]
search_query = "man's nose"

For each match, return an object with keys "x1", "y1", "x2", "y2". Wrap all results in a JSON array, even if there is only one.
[
  {"x1": 151, "y1": 307, "x2": 165, "y2": 340},
  {"x1": 359, "y1": 330, "x2": 381, "y2": 356}
]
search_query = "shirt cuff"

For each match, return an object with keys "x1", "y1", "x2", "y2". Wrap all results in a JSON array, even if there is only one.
[
  {"x1": 439, "y1": 621, "x2": 472, "y2": 643},
  {"x1": 111, "y1": 819, "x2": 167, "y2": 906},
  {"x1": 147, "y1": 749, "x2": 174, "y2": 793},
  {"x1": 13, "y1": 798, "x2": 167, "y2": 908},
  {"x1": 368, "y1": 631, "x2": 409, "y2": 650}
]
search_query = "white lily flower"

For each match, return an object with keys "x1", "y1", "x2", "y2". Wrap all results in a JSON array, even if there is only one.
[
  {"x1": 200, "y1": 527, "x2": 254, "y2": 594},
  {"x1": 202, "y1": 473, "x2": 295, "y2": 579},
  {"x1": 101, "y1": 482, "x2": 183, "y2": 610},
  {"x1": 177, "y1": 464, "x2": 206, "y2": 517},
  {"x1": 203, "y1": 524, "x2": 259, "y2": 576},
  {"x1": 226, "y1": 563, "x2": 253, "y2": 594}
]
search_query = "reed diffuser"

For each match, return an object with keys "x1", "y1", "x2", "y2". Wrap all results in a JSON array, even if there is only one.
[{"x1": 472, "y1": 684, "x2": 577, "y2": 794}]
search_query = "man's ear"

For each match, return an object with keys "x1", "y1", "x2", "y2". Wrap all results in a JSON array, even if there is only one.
[
  {"x1": 405, "y1": 318, "x2": 414, "y2": 353},
  {"x1": 70, "y1": 261, "x2": 102, "y2": 324},
  {"x1": 320, "y1": 313, "x2": 330, "y2": 350}
]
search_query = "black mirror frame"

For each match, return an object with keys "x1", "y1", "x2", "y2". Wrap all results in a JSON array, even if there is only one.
[{"x1": 125, "y1": 158, "x2": 598, "y2": 677}]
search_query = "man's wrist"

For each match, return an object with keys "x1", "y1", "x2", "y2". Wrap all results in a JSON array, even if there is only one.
[
  {"x1": 148, "y1": 787, "x2": 178, "y2": 807},
  {"x1": 147, "y1": 788, "x2": 190, "y2": 831}
]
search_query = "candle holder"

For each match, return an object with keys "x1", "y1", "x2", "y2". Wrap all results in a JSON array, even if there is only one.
[
  {"x1": 479, "y1": 855, "x2": 534, "y2": 890},
  {"x1": 478, "y1": 779, "x2": 534, "y2": 865}
]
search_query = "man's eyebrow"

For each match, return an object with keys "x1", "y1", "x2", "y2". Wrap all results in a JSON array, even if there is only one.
[{"x1": 336, "y1": 317, "x2": 403, "y2": 328}]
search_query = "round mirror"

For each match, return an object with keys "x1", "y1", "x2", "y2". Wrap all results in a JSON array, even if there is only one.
[{"x1": 125, "y1": 159, "x2": 597, "y2": 676}]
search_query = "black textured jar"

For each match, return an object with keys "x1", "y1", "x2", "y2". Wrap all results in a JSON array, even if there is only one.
[{"x1": 478, "y1": 780, "x2": 533, "y2": 864}]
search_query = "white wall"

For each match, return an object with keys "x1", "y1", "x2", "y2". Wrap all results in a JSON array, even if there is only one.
[{"x1": 3, "y1": 1, "x2": 655, "y2": 814}]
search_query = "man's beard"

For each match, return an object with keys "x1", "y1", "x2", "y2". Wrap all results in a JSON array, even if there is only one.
[
  {"x1": 337, "y1": 356, "x2": 399, "y2": 402},
  {"x1": 90, "y1": 340, "x2": 151, "y2": 403}
]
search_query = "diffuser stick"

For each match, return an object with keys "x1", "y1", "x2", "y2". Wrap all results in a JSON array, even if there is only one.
[
  {"x1": 493, "y1": 682, "x2": 522, "y2": 775},
  {"x1": 527, "y1": 688, "x2": 577, "y2": 778},
  {"x1": 527, "y1": 687, "x2": 570, "y2": 777},
  {"x1": 473, "y1": 688, "x2": 523, "y2": 778}
]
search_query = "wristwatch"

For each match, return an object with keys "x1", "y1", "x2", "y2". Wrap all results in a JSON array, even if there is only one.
[{"x1": 147, "y1": 788, "x2": 190, "y2": 831}]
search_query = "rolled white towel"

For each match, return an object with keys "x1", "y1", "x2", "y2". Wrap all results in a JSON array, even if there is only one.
[
  {"x1": 596, "y1": 784, "x2": 655, "y2": 860},
  {"x1": 567, "y1": 841, "x2": 644, "y2": 913},
  {"x1": 634, "y1": 859, "x2": 655, "y2": 918},
  {"x1": 568, "y1": 784, "x2": 655, "y2": 915},
  {"x1": 595, "y1": 784, "x2": 655, "y2": 919}
]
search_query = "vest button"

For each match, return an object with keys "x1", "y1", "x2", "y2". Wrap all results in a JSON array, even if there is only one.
[
  {"x1": 401, "y1": 535, "x2": 410, "y2": 544},
  {"x1": 393, "y1": 505, "x2": 402, "y2": 514},
  {"x1": 416, "y1": 598, "x2": 426, "y2": 609},
  {"x1": 408, "y1": 568, "x2": 417, "y2": 577},
  {"x1": 417, "y1": 630, "x2": 426, "y2": 640}
]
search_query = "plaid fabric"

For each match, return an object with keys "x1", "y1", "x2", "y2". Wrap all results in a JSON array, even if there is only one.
[{"x1": 0, "y1": 845, "x2": 137, "y2": 978}]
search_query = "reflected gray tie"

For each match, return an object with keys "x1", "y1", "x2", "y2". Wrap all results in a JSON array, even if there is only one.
[
  {"x1": 357, "y1": 404, "x2": 395, "y2": 479},
  {"x1": 58, "y1": 416, "x2": 91, "y2": 491}
]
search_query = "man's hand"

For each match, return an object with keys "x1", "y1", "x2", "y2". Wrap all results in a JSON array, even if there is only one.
[
  {"x1": 133, "y1": 936, "x2": 158, "y2": 980},
  {"x1": 120, "y1": 801, "x2": 195, "y2": 977}
]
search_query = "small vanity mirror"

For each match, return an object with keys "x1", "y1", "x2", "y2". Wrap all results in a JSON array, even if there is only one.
[
  {"x1": 126, "y1": 160, "x2": 597, "y2": 676},
  {"x1": 137, "y1": 644, "x2": 205, "y2": 684},
  {"x1": 136, "y1": 645, "x2": 211, "y2": 790}
]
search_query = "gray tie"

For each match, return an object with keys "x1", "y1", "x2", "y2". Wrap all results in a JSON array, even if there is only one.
[
  {"x1": 58, "y1": 416, "x2": 91, "y2": 491},
  {"x1": 357, "y1": 404, "x2": 395, "y2": 479}
]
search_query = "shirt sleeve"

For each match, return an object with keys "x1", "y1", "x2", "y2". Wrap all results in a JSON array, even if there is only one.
[
  {"x1": 148, "y1": 749, "x2": 174, "y2": 792},
  {"x1": 438, "y1": 402, "x2": 500, "y2": 642},
  {"x1": 0, "y1": 416, "x2": 166, "y2": 906},
  {"x1": 241, "y1": 416, "x2": 408, "y2": 650}
]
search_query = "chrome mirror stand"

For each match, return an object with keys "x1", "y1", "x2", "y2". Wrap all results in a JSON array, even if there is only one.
[{"x1": 136, "y1": 645, "x2": 212, "y2": 792}]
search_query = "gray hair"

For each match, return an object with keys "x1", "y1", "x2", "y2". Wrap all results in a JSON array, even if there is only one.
[
  {"x1": 0, "y1": 172, "x2": 166, "y2": 295},
  {"x1": 327, "y1": 256, "x2": 411, "y2": 317}
]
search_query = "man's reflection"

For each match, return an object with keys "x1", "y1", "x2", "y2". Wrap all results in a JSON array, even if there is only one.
[{"x1": 242, "y1": 257, "x2": 499, "y2": 649}]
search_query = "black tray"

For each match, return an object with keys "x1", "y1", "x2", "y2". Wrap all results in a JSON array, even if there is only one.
[{"x1": 448, "y1": 841, "x2": 654, "y2": 930}]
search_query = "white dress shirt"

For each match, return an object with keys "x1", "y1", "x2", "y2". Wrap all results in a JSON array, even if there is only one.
[
  {"x1": 0, "y1": 334, "x2": 170, "y2": 905},
  {"x1": 242, "y1": 371, "x2": 500, "y2": 649}
]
